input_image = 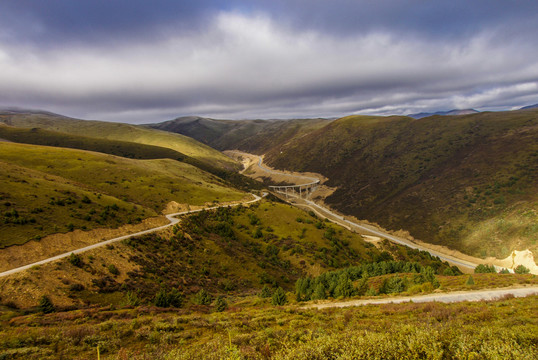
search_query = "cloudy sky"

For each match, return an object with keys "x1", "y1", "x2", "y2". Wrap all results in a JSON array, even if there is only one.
[{"x1": 1, "y1": 0, "x2": 538, "y2": 123}]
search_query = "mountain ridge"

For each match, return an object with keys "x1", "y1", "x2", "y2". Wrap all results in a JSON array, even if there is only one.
[{"x1": 407, "y1": 108, "x2": 479, "y2": 119}]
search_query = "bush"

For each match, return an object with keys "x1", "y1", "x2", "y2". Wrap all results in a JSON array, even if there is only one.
[
  {"x1": 260, "y1": 285, "x2": 272, "y2": 298},
  {"x1": 474, "y1": 264, "x2": 496, "y2": 273},
  {"x1": 154, "y1": 289, "x2": 183, "y2": 308},
  {"x1": 514, "y1": 265, "x2": 530, "y2": 274},
  {"x1": 214, "y1": 296, "x2": 228, "y2": 312},
  {"x1": 193, "y1": 289, "x2": 212, "y2": 305},
  {"x1": 108, "y1": 264, "x2": 119, "y2": 275},
  {"x1": 154, "y1": 289, "x2": 169, "y2": 307},
  {"x1": 125, "y1": 291, "x2": 141, "y2": 306},
  {"x1": 68, "y1": 253, "x2": 83, "y2": 267},
  {"x1": 39, "y1": 295, "x2": 55, "y2": 314},
  {"x1": 272, "y1": 287, "x2": 287, "y2": 306},
  {"x1": 466, "y1": 275, "x2": 475, "y2": 286}
]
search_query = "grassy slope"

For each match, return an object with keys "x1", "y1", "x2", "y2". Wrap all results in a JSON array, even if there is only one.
[
  {"x1": 265, "y1": 110, "x2": 538, "y2": 258},
  {"x1": 0, "y1": 112, "x2": 238, "y2": 170},
  {"x1": 0, "y1": 142, "x2": 245, "y2": 247},
  {"x1": 150, "y1": 116, "x2": 332, "y2": 153},
  {"x1": 0, "y1": 200, "x2": 457, "y2": 308},
  {"x1": 0, "y1": 124, "x2": 195, "y2": 161}
]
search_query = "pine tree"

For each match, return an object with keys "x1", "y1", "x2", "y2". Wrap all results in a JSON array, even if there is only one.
[
  {"x1": 272, "y1": 287, "x2": 287, "y2": 306},
  {"x1": 356, "y1": 277, "x2": 369, "y2": 296},
  {"x1": 466, "y1": 275, "x2": 475, "y2": 286},
  {"x1": 295, "y1": 278, "x2": 311, "y2": 301},
  {"x1": 154, "y1": 289, "x2": 170, "y2": 307},
  {"x1": 260, "y1": 285, "x2": 272, "y2": 298},
  {"x1": 514, "y1": 265, "x2": 530, "y2": 274},
  {"x1": 39, "y1": 295, "x2": 55, "y2": 314},
  {"x1": 312, "y1": 282, "x2": 327, "y2": 300},
  {"x1": 334, "y1": 273, "x2": 355, "y2": 298},
  {"x1": 193, "y1": 289, "x2": 212, "y2": 305},
  {"x1": 422, "y1": 266, "x2": 440, "y2": 288},
  {"x1": 214, "y1": 296, "x2": 228, "y2": 312},
  {"x1": 168, "y1": 289, "x2": 184, "y2": 308}
]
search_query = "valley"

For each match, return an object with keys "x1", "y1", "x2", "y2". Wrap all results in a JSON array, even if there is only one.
[
  {"x1": 2, "y1": 3, "x2": 538, "y2": 359},
  {"x1": 226, "y1": 150, "x2": 538, "y2": 274},
  {"x1": 0, "y1": 110, "x2": 536, "y2": 359},
  {"x1": 162, "y1": 110, "x2": 538, "y2": 262}
]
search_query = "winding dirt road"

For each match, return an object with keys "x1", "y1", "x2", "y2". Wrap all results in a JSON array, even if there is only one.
[{"x1": 0, "y1": 193, "x2": 263, "y2": 278}]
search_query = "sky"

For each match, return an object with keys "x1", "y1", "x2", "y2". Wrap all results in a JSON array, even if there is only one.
[{"x1": 1, "y1": 0, "x2": 538, "y2": 123}]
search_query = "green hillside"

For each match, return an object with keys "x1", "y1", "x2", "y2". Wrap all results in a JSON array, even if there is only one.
[
  {"x1": 0, "y1": 199, "x2": 457, "y2": 307},
  {"x1": 0, "y1": 111, "x2": 238, "y2": 170},
  {"x1": 0, "y1": 142, "x2": 245, "y2": 247},
  {"x1": 0, "y1": 124, "x2": 260, "y2": 191},
  {"x1": 265, "y1": 109, "x2": 538, "y2": 258},
  {"x1": 150, "y1": 116, "x2": 332, "y2": 153},
  {"x1": 0, "y1": 124, "x2": 194, "y2": 161}
]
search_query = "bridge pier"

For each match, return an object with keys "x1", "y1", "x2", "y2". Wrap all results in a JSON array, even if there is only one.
[{"x1": 269, "y1": 180, "x2": 320, "y2": 200}]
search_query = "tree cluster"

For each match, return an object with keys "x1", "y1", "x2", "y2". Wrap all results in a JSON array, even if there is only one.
[{"x1": 295, "y1": 261, "x2": 443, "y2": 301}]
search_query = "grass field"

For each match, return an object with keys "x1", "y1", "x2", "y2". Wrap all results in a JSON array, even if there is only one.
[
  {"x1": 0, "y1": 286, "x2": 535, "y2": 359},
  {"x1": 0, "y1": 142, "x2": 245, "y2": 247}
]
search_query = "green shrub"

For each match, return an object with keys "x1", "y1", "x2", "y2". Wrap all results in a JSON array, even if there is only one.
[
  {"x1": 125, "y1": 291, "x2": 141, "y2": 306},
  {"x1": 272, "y1": 287, "x2": 287, "y2": 306},
  {"x1": 514, "y1": 265, "x2": 530, "y2": 274},
  {"x1": 466, "y1": 275, "x2": 475, "y2": 285},
  {"x1": 193, "y1": 289, "x2": 212, "y2": 305},
  {"x1": 214, "y1": 296, "x2": 228, "y2": 312},
  {"x1": 108, "y1": 264, "x2": 119, "y2": 275},
  {"x1": 154, "y1": 289, "x2": 169, "y2": 307},
  {"x1": 474, "y1": 264, "x2": 496, "y2": 273},
  {"x1": 154, "y1": 288, "x2": 184, "y2": 308},
  {"x1": 260, "y1": 285, "x2": 272, "y2": 298},
  {"x1": 39, "y1": 295, "x2": 55, "y2": 314},
  {"x1": 68, "y1": 253, "x2": 83, "y2": 267}
]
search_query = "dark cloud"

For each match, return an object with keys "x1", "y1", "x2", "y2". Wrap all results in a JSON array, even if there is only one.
[{"x1": 0, "y1": 1, "x2": 537, "y2": 123}]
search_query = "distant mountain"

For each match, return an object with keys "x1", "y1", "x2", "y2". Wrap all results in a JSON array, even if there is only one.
[
  {"x1": 0, "y1": 107, "x2": 68, "y2": 117},
  {"x1": 408, "y1": 109, "x2": 479, "y2": 119},
  {"x1": 520, "y1": 103, "x2": 538, "y2": 110}
]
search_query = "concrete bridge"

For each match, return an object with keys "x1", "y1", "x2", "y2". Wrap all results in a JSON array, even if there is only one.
[{"x1": 269, "y1": 180, "x2": 320, "y2": 199}]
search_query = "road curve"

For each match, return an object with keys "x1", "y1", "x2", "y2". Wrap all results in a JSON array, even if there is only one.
[
  {"x1": 252, "y1": 154, "x2": 479, "y2": 270},
  {"x1": 298, "y1": 198, "x2": 477, "y2": 270},
  {"x1": 305, "y1": 286, "x2": 538, "y2": 309},
  {"x1": 257, "y1": 156, "x2": 319, "y2": 183},
  {"x1": 0, "y1": 193, "x2": 263, "y2": 278}
]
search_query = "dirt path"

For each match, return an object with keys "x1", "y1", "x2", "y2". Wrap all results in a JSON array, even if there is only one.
[
  {"x1": 305, "y1": 286, "x2": 538, "y2": 309},
  {"x1": 0, "y1": 193, "x2": 263, "y2": 278}
]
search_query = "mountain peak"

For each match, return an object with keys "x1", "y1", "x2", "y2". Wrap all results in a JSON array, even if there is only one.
[{"x1": 520, "y1": 103, "x2": 538, "y2": 110}]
